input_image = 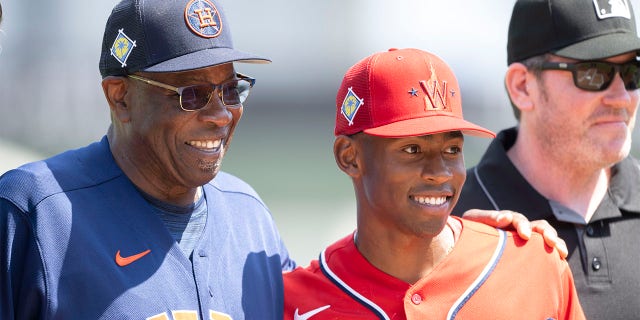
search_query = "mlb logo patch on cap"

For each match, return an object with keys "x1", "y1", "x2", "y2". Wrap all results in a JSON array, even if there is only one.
[
  {"x1": 507, "y1": 0, "x2": 640, "y2": 63},
  {"x1": 593, "y1": 0, "x2": 631, "y2": 19}
]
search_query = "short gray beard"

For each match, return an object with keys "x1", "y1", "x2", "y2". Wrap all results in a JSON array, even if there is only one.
[{"x1": 198, "y1": 159, "x2": 220, "y2": 173}]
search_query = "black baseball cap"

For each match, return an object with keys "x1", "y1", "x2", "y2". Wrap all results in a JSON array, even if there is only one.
[
  {"x1": 99, "y1": 0, "x2": 270, "y2": 78},
  {"x1": 507, "y1": 0, "x2": 640, "y2": 64}
]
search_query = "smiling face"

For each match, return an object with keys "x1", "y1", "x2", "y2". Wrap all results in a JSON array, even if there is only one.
[
  {"x1": 110, "y1": 63, "x2": 241, "y2": 201},
  {"x1": 343, "y1": 131, "x2": 466, "y2": 238}
]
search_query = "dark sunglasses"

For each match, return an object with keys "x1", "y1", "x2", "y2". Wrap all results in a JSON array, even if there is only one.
[
  {"x1": 539, "y1": 60, "x2": 640, "y2": 92},
  {"x1": 127, "y1": 73, "x2": 256, "y2": 111}
]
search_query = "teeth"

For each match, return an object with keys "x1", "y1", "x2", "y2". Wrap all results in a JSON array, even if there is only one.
[
  {"x1": 413, "y1": 196, "x2": 447, "y2": 206},
  {"x1": 187, "y1": 140, "x2": 222, "y2": 150}
]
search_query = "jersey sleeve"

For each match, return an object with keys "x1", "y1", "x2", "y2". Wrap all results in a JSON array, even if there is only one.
[
  {"x1": 0, "y1": 198, "x2": 46, "y2": 320},
  {"x1": 279, "y1": 237, "x2": 296, "y2": 271},
  {"x1": 560, "y1": 261, "x2": 585, "y2": 320}
]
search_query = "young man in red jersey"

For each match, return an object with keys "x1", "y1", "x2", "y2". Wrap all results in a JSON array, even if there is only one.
[{"x1": 284, "y1": 48, "x2": 584, "y2": 320}]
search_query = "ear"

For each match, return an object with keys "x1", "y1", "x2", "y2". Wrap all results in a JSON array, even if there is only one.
[
  {"x1": 504, "y1": 63, "x2": 535, "y2": 114},
  {"x1": 334, "y1": 135, "x2": 361, "y2": 178},
  {"x1": 102, "y1": 76, "x2": 130, "y2": 123}
]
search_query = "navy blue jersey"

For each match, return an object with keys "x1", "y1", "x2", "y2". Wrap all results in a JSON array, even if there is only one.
[{"x1": 0, "y1": 136, "x2": 295, "y2": 319}]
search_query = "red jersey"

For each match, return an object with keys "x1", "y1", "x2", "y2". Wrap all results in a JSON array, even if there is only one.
[{"x1": 284, "y1": 217, "x2": 584, "y2": 320}]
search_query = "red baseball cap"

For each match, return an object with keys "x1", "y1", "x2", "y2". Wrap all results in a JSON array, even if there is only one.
[{"x1": 335, "y1": 48, "x2": 495, "y2": 138}]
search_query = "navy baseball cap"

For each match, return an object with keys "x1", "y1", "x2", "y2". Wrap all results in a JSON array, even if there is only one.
[
  {"x1": 507, "y1": 0, "x2": 640, "y2": 64},
  {"x1": 99, "y1": 0, "x2": 270, "y2": 77}
]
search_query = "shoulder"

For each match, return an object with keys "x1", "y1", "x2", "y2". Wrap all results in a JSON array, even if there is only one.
[
  {"x1": 284, "y1": 234, "x2": 352, "y2": 284},
  {"x1": 457, "y1": 218, "x2": 507, "y2": 246},
  {"x1": 0, "y1": 138, "x2": 120, "y2": 212},
  {"x1": 205, "y1": 171, "x2": 270, "y2": 214},
  {"x1": 283, "y1": 255, "x2": 334, "y2": 307},
  {"x1": 458, "y1": 219, "x2": 568, "y2": 286},
  {"x1": 202, "y1": 171, "x2": 286, "y2": 243},
  {"x1": 283, "y1": 259, "x2": 336, "y2": 320},
  {"x1": 208, "y1": 171, "x2": 263, "y2": 200},
  {"x1": 625, "y1": 154, "x2": 640, "y2": 164},
  {"x1": 283, "y1": 260, "x2": 322, "y2": 282},
  {"x1": 619, "y1": 155, "x2": 640, "y2": 172},
  {"x1": 460, "y1": 218, "x2": 559, "y2": 259}
]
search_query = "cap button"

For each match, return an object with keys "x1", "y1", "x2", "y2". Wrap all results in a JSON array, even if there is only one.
[{"x1": 388, "y1": 48, "x2": 398, "y2": 52}]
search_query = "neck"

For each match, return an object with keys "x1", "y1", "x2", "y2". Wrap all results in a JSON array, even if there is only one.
[
  {"x1": 355, "y1": 221, "x2": 455, "y2": 284},
  {"x1": 508, "y1": 133, "x2": 610, "y2": 221}
]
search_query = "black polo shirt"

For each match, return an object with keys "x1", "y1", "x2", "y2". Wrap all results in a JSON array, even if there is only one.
[{"x1": 455, "y1": 127, "x2": 640, "y2": 319}]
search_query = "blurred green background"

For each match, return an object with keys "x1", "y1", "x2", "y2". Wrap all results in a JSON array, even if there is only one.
[{"x1": 1, "y1": 0, "x2": 639, "y2": 264}]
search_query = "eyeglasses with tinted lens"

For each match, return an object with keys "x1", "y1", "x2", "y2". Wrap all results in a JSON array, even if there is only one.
[
  {"x1": 127, "y1": 73, "x2": 256, "y2": 111},
  {"x1": 539, "y1": 60, "x2": 640, "y2": 92}
]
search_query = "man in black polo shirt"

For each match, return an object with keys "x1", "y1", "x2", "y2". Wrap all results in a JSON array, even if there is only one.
[{"x1": 455, "y1": 0, "x2": 640, "y2": 318}]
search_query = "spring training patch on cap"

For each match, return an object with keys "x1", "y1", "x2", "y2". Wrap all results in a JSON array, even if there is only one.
[
  {"x1": 341, "y1": 87, "x2": 364, "y2": 126},
  {"x1": 185, "y1": 0, "x2": 223, "y2": 38},
  {"x1": 110, "y1": 29, "x2": 136, "y2": 68},
  {"x1": 593, "y1": 0, "x2": 631, "y2": 19}
]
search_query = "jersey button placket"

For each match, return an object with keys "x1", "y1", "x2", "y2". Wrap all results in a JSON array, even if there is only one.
[
  {"x1": 586, "y1": 226, "x2": 595, "y2": 237},
  {"x1": 592, "y1": 257, "x2": 602, "y2": 271},
  {"x1": 411, "y1": 293, "x2": 422, "y2": 305}
]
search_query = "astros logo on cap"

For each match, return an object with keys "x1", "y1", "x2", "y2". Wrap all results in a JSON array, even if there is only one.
[
  {"x1": 110, "y1": 29, "x2": 136, "y2": 68},
  {"x1": 185, "y1": 0, "x2": 223, "y2": 38},
  {"x1": 341, "y1": 87, "x2": 364, "y2": 126}
]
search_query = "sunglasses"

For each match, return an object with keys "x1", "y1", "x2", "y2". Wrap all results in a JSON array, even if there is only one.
[
  {"x1": 127, "y1": 73, "x2": 256, "y2": 111},
  {"x1": 539, "y1": 60, "x2": 640, "y2": 92}
]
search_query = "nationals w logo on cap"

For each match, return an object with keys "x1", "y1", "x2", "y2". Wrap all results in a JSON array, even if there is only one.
[
  {"x1": 593, "y1": 0, "x2": 631, "y2": 19},
  {"x1": 420, "y1": 78, "x2": 451, "y2": 111},
  {"x1": 334, "y1": 48, "x2": 494, "y2": 139}
]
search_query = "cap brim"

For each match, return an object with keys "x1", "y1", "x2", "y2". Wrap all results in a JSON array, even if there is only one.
[
  {"x1": 363, "y1": 114, "x2": 495, "y2": 138},
  {"x1": 555, "y1": 33, "x2": 640, "y2": 60},
  {"x1": 142, "y1": 47, "x2": 271, "y2": 73}
]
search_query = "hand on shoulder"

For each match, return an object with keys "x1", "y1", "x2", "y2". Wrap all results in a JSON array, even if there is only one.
[{"x1": 462, "y1": 209, "x2": 568, "y2": 259}]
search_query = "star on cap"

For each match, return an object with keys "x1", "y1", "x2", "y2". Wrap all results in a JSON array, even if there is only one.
[{"x1": 408, "y1": 87, "x2": 419, "y2": 97}]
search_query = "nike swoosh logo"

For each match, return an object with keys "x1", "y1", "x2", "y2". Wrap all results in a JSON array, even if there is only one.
[
  {"x1": 294, "y1": 305, "x2": 330, "y2": 320},
  {"x1": 115, "y1": 249, "x2": 151, "y2": 267}
]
